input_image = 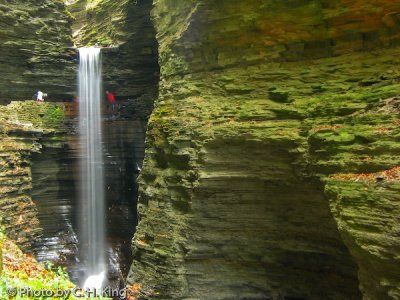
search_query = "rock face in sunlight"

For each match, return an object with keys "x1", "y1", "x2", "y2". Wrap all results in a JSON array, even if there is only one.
[
  {"x1": 0, "y1": 101, "x2": 66, "y2": 251},
  {"x1": 128, "y1": 0, "x2": 400, "y2": 299},
  {"x1": 0, "y1": 0, "x2": 76, "y2": 102}
]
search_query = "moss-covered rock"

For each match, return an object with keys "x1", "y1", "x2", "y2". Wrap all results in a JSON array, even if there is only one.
[
  {"x1": 129, "y1": 1, "x2": 400, "y2": 299},
  {"x1": 0, "y1": 0, "x2": 76, "y2": 102},
  {"x1": 325, "y1": 178, "x2": 400, "y2": 299},
  {"x1": 0, "y1": 101, "x2": 66, "y2": 251}
]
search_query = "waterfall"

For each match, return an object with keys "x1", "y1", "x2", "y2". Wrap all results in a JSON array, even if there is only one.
[{"x1": 78, "y1": 48, "x2": 106, "y2": 287}]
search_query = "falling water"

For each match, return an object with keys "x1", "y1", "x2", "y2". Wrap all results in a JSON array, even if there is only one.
[{"x1": 78, "y1": 48, "x2": 106, "y2": 287}]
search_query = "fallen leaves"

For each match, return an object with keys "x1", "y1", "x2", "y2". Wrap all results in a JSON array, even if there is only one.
[
  {"x1": 15, "y1": 215, "x2": 24, "y2": 226},
  {"x1": 2, "y1": 239, "x2": 50, "y2": 279},
  {"x1": 125, "y1": 283, "x2": 159, "y2": 300},
  {"x1": 136, "y1": 239, "x2": 148, "y2": 247},
  {"x1": 375, "y1": 127, "x2": 391, "y2": 134},
  {"x1": 312, "y1": 124, "x2": 343, "y2": 132},
  {"x1": 331, "y1": 166, "x2": 400, "y2": 183},
  {"x1": 125, "y1": 283, "x2": 142, "y2": 300}
]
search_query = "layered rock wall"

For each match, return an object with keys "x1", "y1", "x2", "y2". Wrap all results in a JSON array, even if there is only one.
[
  {"x1": 0, "y1": 101, "x2": 66, "y2": 251},
  {"x1": 129, "y1": 1, "x2": 400, "y2": 299},
  {"x1": 68, "y1": 0, "x2": 159, "y2": 100},
  {"x1": 0, "y1": 1, "x2": 76, "y2": 102}
]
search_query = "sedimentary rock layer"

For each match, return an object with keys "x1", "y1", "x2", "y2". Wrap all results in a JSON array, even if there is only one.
[
  {"x1": 129, "y1": 1, "x2": 400, "y2": 299},
  {"x1": 0, "y1": 101, "x2": 66, "y2": 251},
  {"x1": 68, "y1": 0, "x2": 159, "y2": 100},
  {"x1": 0, "y1": 0, "x2": 76, "y2": 102}
]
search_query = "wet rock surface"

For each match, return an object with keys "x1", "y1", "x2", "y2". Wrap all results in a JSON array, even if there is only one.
[
  {"x1": 30, "y1": 119, "x2": 147, "y2": 289},
  {"x1": 0, "y1": 101, "x2": 147, "y2": 292}
]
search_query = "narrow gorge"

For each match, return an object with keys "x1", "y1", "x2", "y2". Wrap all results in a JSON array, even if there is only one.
[{"x1": 0, "y1": 1, "x2": 400, "y2": 300}]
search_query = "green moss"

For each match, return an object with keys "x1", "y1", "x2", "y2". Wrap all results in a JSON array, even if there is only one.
[
  {"x1": 130, "y1": 1, "x2": 400, "y2": 298},
  {"x1": 68, "y1": 0, "x2": 131, "y2": 46},
  {"x1": 42, "y1": 105, "x2": 65, "y2": 129},
  {"x1": 3, "y1": 101, "x2": 66, "y2": 132}
]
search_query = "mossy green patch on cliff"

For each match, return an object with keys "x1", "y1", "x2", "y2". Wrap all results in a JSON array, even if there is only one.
[
  {"x1": 324, "y1": 177, "x2": 400, "y2": 299},
  {"x1": 69, "y1": 0, "x2": 129, "y2": 46},
  {"x1": 1, "y1": 101, "x2": 66, "y2": 132}
]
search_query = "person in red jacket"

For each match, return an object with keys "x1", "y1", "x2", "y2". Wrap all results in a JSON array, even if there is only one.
[{"x1": 106, "y1": 91, "x2": 116, "y2": 112}]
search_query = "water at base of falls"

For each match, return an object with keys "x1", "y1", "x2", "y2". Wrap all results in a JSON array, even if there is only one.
[
  {"x1": 78, "y1": 47, "x2": 106, "y2": 288},
  {"x1": 31, "y1": 119, "x2": 143, "y2": 291}
]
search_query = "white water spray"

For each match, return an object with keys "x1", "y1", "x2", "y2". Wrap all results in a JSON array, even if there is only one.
[{"x1": 78, "y1": 47, "x2": 106, "y2": 289}]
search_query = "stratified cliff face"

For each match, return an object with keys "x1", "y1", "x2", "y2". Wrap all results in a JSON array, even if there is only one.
[
  {"x1": 129, "y1": 1, "x2": 400, "y2": 299},
  {"x1": 68, "y1": 0, "x2": 159, "y2": 99},
  {"x1": 0, "y1": 1, "x2": 76, "y2": 102},
  {"x1": 0, "y1": 101, "x2": 66, "y2": 252}
]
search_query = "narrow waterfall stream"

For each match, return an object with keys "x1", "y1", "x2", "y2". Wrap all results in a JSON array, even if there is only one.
[
  {"x1": 78, "y1": 48, "x2": 106, "y2": 288},
  {"x1": 30, "y1": 47, "x2": 147, "y2": 295},
  {"x1": 31, "y1": 120, "x2": 145, "y2": 291}
]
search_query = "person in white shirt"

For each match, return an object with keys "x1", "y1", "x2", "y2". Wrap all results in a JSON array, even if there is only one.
[{"x1": 36, "y1": 91, "x2": 44, "y2": 102}]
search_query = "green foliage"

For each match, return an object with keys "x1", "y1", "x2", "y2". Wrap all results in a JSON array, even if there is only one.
[
  {"x1": 0, "y1": 218, "x2": 4, "y2": 276},
  {"x1": 0, "y1": 271, "x2": 78, "y2": 300},
  {"x1": 0, "y1": 249, "x2": 110, "y2": 299},
  {"x1": 42, "y1": 105, "x2": 65, "y2": 129},
  {"x1": 0, "y1": 223, "x2": 81, "y2": 299}
]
